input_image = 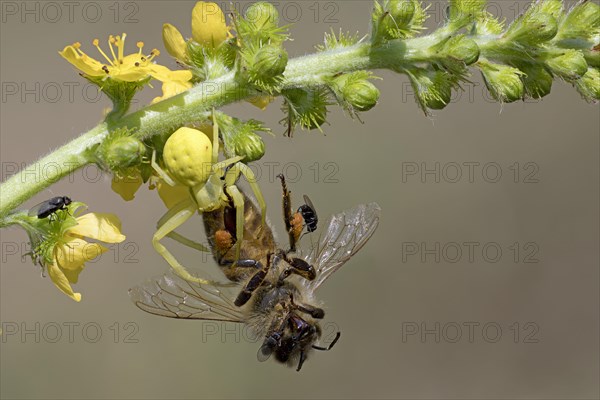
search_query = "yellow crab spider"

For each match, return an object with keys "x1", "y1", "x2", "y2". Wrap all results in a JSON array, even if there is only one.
[{"x1": 151, "y1": 110, "x2": 266, "y2": 284}]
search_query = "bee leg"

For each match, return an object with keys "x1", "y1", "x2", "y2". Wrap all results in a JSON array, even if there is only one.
[
  {"x1": 277, "y1": 174, "x2": 299, "y2": 252},
  {"x1": 219, "y1": 259, "x2": 262, "y2": 282},
  {"x1": 296, "y1": 303, "x2": 325, "y2": 319},
  {"x1": 290, "y1": 293, "x2": 324, "y2": 319},
  {"x1": 224, "y1": 184, "x2": 245, "y2": 262},
  {"x1": 277, "y1": 256, "x2": 316, "y2": 284},
  {"x1": 234, "y1": 254, "x2": 272, "y2": 307}
]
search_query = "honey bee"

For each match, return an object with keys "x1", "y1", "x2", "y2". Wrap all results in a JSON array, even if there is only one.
[{"x1": 129, "y1": 179, "x2": 380, "y2": 371}]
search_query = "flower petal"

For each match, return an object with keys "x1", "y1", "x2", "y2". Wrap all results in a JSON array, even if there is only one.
[
  {"x1": 191, "y1": 2, "x2": 228, "y2": 47},
  {"x1": 55, "y1": 238, "x2": 107, "y2": 270},
  {"x1": 163, "y1": 23, "x2": 187, "y2": 60},
  {"x1": 152, "y1": 78, "x2": 193, "y2": 104},
  {"x1": 69, "y1": 213, "x2": 126, "y2": 243},
  {"x1": 59, "y1": 45, "x2": 105, "y2": 77},
  {"x1": 62, "y1": 264, "x2": 85, "y2": 284},
  {"x1": 112, "y1": 174, "x2": 143, "y2": 201},
  {"x1": 47, "y1": 263, "x2": 82, "y2": 302},
  {"x1": 148, "y1": 64, "x2": 193, "y2": 84}
]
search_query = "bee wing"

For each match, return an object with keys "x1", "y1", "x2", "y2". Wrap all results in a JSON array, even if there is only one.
[
  {"x1": 302, "y1": 202, "x2": 381, "y2": 291},
  {"x1": 129, "y1": 272, "x2": 245, "y2": 323}
]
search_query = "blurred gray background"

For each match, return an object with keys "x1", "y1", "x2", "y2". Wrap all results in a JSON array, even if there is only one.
[{"x1": 1, "y1": 1, "x2": 598, "y2": 399}]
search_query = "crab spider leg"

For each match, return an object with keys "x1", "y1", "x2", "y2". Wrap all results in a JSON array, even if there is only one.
[
  {"x1": 236, "y1": 163, "x2": 266, "y2": 226},
  {"x1": 211, "y1": 109, "x2": 219, "y2": 165},
  {"x1": 154, "y1": 191, "x2": 209, "y2": 252},
  {"x1": 212, "y1": 156, "x2": 244, "y2": 173},
  {"x1": 165, "y1": 231, "x2": 210, "y2": 252},
  {"x1": 153, "y1": 199, "x2": 218, "y2": 285},
  {"x1": 224, "y1": 163, "x2": 267, "y2": 226},
  {"x1": 224, "y1": 184, "x2": 245, "y2": 262},
  {"x1": 151, "y1": 150, "x2": 177, "y2": 186}
]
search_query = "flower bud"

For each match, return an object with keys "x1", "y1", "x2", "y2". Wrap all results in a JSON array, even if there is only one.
[
  {"x1": 333, "y1": 74, "x2": 380, "y2": 112},
  {"x1": 380, "y1": 0, "x2": 415, "y2": 34},
  {"x1": 232, "y1": 130, "x2": 266, "y2": 162},
  {"x1": 556, "y1": 0, "x2": 599, "y2": 42},
  {"x1": 435, "y1": 35, "x2": 480, "y2": 65},
  {"x1": 245, "y1": 2, "x2": 279, "y2": 29},
  {"x1": 162, "y1": 23, "x2": 187, "y2": 61},
  {"x1": 518, "y1": 63, "x2": 553, "y2": 99},
  {"x1": 478, "y1": 60, "x2": 524, "y2": 103},
  {"x1": 505, "y1": 12, "x2": 558, "y2": 46},
  {"x1": 536, "y1": 0, "x2": 563, "y2": 18},
  {"x1": 408, "y1": 69, "x2": 455, "y2": 111},
  {"x1": 575, "y1": 68, "x2": 600, "y2": 102},
  {"x1": 283, "y1": 88, "x2": 329, "y2": 130},
  {"x1": 376, "y1": 0, "x2": 425, "y2": 39},
  {"x1": 250, "y1": 44, "x2": 288, "y2": 79},
  {"x1": 191, "y1": 2, "x2": 228, "y2": 48},
  {"x1": 214, "y1": 112, "x2": 270, "y2": 160},
  {"x1": 546, "y1": 49, "x2": 588, "y2": 80},
  {"x1": 447, "y1": 0, "x2": 486, "y2": 28},
  {"x1": 344, "y1": 80, "x2": 380, "y2": 112}
]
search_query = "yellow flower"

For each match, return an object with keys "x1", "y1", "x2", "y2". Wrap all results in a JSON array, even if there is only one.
[
  {"x1": 191, "y1": 2, "x2": 228, "y2": 47},
  {"x1": 59, "y1": 34, "x2": 192, "y2": 102},
  {"x1": 49, "y1": 211, "x2": 126, "y2": 302}
]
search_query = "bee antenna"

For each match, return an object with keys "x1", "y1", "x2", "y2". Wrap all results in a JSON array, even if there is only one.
[{"x1": 312, "y1": 331, "x2": 341, "y2": 351}]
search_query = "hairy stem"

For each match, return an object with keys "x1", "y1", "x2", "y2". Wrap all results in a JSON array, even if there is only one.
[{"x1": 0, "y1": 27, "x2": 591, "y2": 218}]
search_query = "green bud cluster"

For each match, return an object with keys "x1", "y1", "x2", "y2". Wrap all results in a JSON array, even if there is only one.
[
  {"x1": 368, "y1": 0, "x2": 599, "y2": 111},
  {"x1": 474, "y1": 0, "x2": 599, "y2": 103}
]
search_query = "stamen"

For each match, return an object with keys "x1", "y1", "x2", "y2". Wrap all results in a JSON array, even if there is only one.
[
  {"x1": 136, "y1": 41, "x2": 144, "y2": 56},
  {"x1": 72, "y1": 42, "x2": 84, "y2": 56},
  {"x1": 118, "y1": 33, "x2": 127, "y2": 61},
  {"x1": 148, "y1": 49, "x2": 160, "y2": 61},
  {"x1": 108, "y1": 36, "x2": 118, "y2": 65},
  {"x1": 93, "y1": 38, "x2": 114, "y2": 65}
]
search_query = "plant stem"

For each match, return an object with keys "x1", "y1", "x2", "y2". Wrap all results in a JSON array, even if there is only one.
[{"x1": 0, "y1": 28, "x2": 585, "y2": 219}]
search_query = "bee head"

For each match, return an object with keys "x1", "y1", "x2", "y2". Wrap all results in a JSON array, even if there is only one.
[{"x1": 257, "y1": 313, "x2": 322, "y2": 371}]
